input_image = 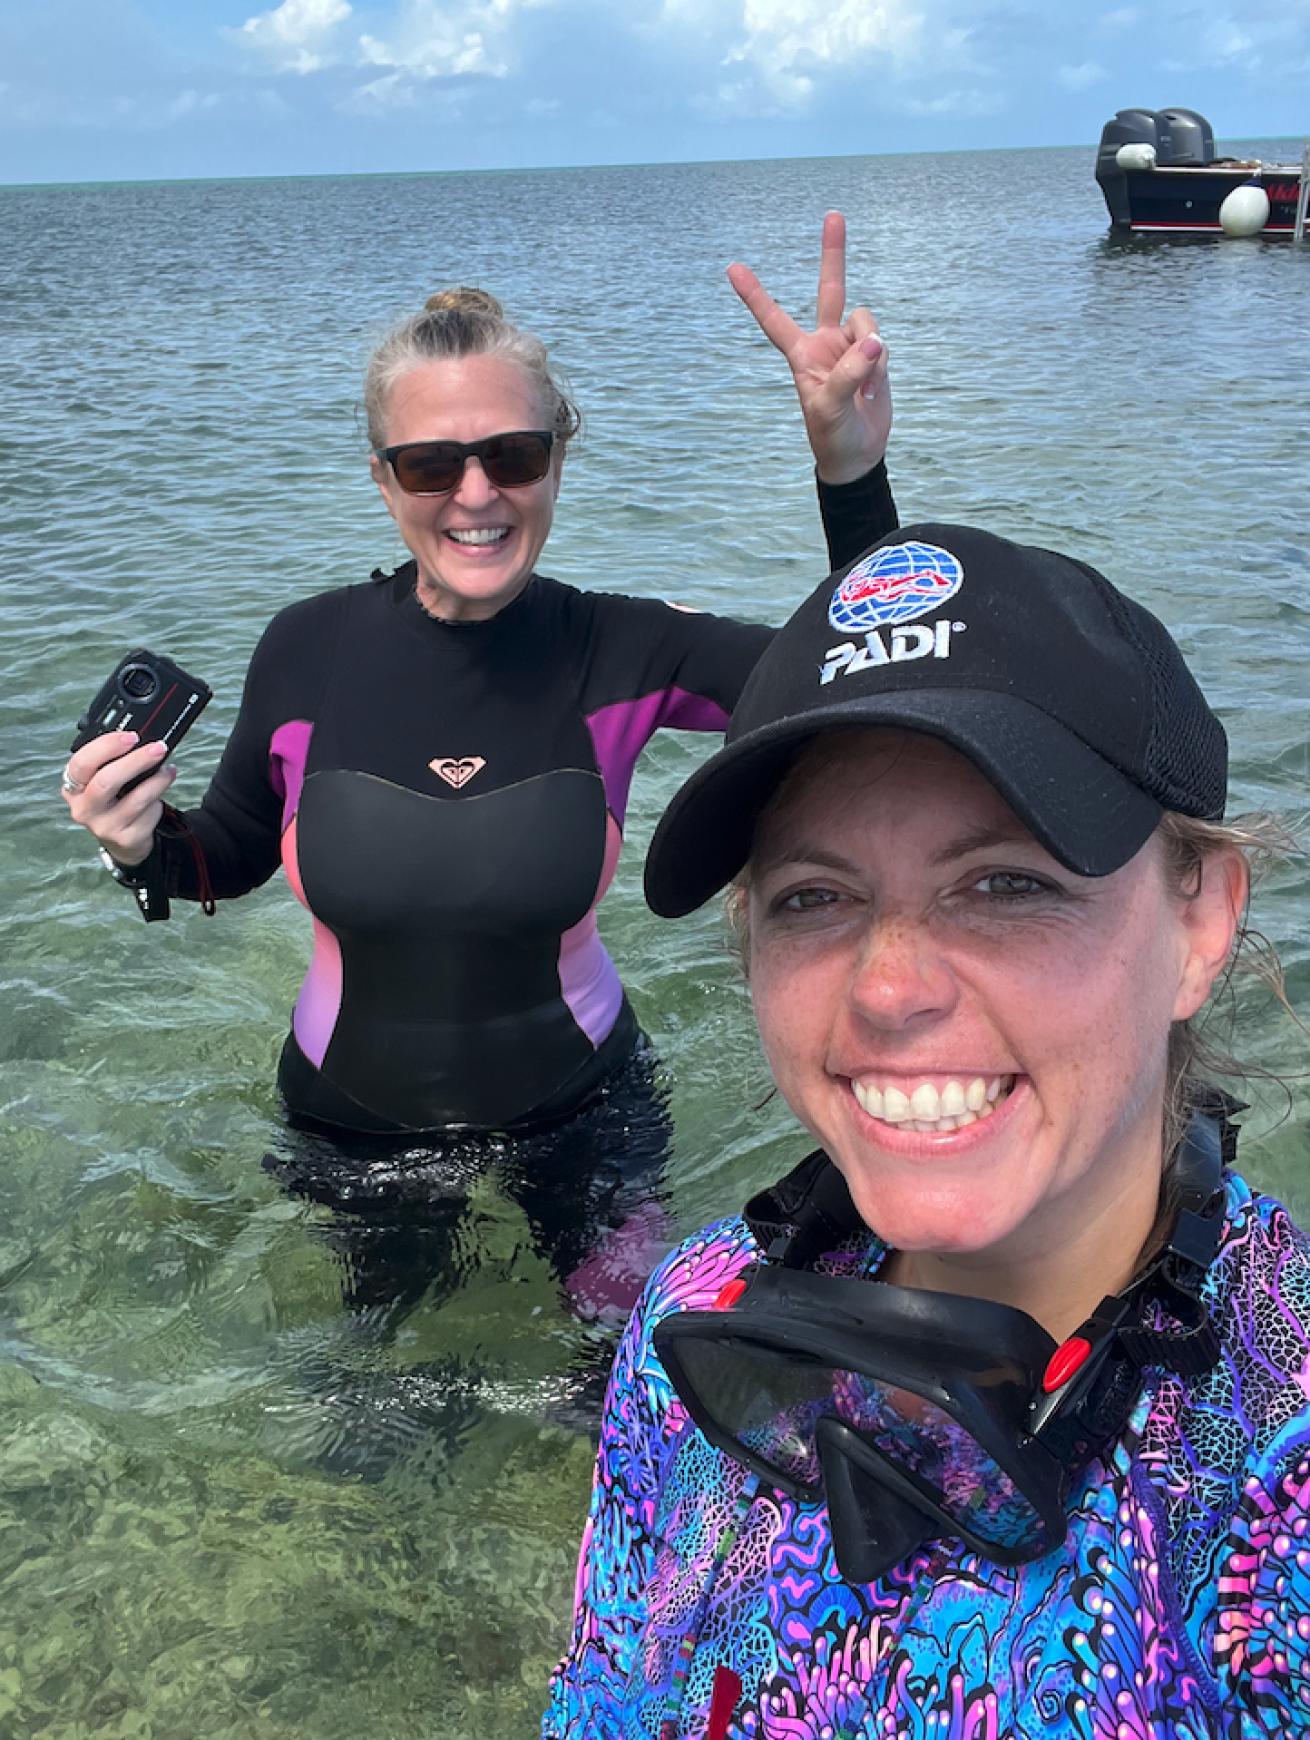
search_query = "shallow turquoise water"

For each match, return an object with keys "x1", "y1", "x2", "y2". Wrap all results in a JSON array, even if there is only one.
[{"x1": 1, "y1": 143, "x2": 1307, "y2": 1738}]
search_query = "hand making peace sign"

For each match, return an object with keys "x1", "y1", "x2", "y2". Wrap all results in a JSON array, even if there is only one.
[{"x1": 728, "y1": 210, "x2": 891, "y2": 487}]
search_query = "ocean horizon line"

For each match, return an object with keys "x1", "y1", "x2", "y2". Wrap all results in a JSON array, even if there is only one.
[{"x1": 3, "y1": 131, "x2": 1303, "y2": 195}]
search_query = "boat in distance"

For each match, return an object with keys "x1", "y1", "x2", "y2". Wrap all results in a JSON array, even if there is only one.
[{"x1": 1096, "y1": 108, "x2": 1306, "y2": 237}]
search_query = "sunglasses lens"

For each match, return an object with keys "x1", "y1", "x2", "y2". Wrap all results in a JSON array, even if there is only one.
[
  {"x1": 389, "y1": 433, "x2": 552, "y2": 494},
  {"x1": 482, "y1": 432, "x2": 552, "y2": 488},
  {"x1": 392, "y1": 444, "x2": 463, "y2": 494}
]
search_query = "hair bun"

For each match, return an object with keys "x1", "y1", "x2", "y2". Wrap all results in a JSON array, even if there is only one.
[{"x1": 423, "y1": 287, "x2": 505, "y2": 320}]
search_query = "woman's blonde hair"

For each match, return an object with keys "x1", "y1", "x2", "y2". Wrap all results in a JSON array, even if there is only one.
[
  {"x1": 363, "y1": 287, "x2": 581, "y2": 452},
  {"x1": 1155, "y1": 809, "x2": 1303, "y2": 1163}
]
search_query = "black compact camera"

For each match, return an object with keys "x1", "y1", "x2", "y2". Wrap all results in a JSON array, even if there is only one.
[{"x1": 72, "y1": 649, "x2": 212, "y2": 788}]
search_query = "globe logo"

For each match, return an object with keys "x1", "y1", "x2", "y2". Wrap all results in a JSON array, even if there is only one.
[{"x1": 828, "y1": 542, "x2": 964, "y2": 634}]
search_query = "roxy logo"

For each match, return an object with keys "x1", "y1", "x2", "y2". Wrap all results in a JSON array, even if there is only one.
[
  {"x1": 430, "y1": 756, "x2": 485, "y2": 789},
  {"x1": 820, "y1": 618, "x2": 966, "y2": 684},
  {"x1": 828, "y1": 541, "x2": 964, "y2": 635}
]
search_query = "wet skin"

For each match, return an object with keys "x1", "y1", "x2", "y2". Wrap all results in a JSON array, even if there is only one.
[{"x1": 745, "y1": 730, "x2": 1245, "y2": 1336}]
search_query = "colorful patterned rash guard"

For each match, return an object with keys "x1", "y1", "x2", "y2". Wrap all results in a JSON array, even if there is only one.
[
  {"x1": 543, "y1": 1169, "x2": 1310, "y2": 1739},
  {"x1": 149, "y1": 467, "x2": 898, "y2": 1133}
]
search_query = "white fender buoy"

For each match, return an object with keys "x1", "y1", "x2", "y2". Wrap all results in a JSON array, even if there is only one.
[
  {"x1": 1219, "y1": 182, "x2": 1270, "y2": 237},
  {"x1": 1115, "y1": 143, "x2": 1157, "y2": 171}
]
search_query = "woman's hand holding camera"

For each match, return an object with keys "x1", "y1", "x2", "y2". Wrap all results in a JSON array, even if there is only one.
[{"x1": 60, "y1": 733, "x2": 177, "y2": 866}]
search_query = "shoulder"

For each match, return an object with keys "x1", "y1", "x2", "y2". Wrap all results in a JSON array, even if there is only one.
[
  {"x1": 612, "y1": 1217, "x2": 761, "y2": 1411},
  {"x1": 250, "y1": 575, "x2": 396, "y2": 659},
  {"x1": 1156, "y1": 1175, "x2": 1310, "y2": 1460},
  {"x1": 252, "y1": 581, "x2": 358, "y2": 646},
  {"x1": 597, "y1": 1219, "x2": 759, "y2": 1478},
  {"x1": 1209, "y1": 1174, "x2": 1310, "y2": 1433},
  {"x1": 1142, "y1": 1175, "x2": 1310, "y2": 1606}
]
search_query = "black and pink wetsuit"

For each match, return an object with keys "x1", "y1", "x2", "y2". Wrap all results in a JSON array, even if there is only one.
[{"x1": 150, "y1": 466, "x2": 896, "y2": 1134}]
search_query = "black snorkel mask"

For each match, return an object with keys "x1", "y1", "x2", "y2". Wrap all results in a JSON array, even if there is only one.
[{"x1": 654, "y1": 1113, "x2": 1229, "y2": 1584}]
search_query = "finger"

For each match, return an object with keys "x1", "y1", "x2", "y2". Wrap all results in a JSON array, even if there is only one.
[
  {"x1": 814, "y1": 211, "x2": 847, "y2": 331},
  {"x1": 66, "y1": 730, "x2": 141, "y2": 789},
  {"x1": 843, "y1": 306, "x2": 881, "y2": 344},
  {"x1": 860, "y1": 340, "x2": 891, "y2": 401},
  {"x1": 87, "y1": 740, "x2": 170, "y2": 806},
  {"x1": 93, "y1": 766, "x2": 173, "y2": 840},
  {"x1": 727, "y1": 261, "x2": 804, "y2": 355},
  {"x1": 814, "y1": 333, "x2": 887, "y2": 414},
  {"x1": 102, "y1": 769, "x2": 173, "y2": 827}
]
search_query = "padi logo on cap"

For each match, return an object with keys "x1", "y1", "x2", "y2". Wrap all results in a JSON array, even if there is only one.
[
  {"x1": 822, "y1": 541, "x2": 966, "y2": 685},
  {"x1": 828, "y1": 541, "x2": 964, "y2": 634}
]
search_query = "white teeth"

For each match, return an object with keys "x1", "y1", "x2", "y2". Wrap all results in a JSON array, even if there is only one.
[
  {"x1": 909, "y1": 1083, "x2": 939, "y2": 1119},
  {"x1": 940, "y1": 1080, "x2": 967, "y2": 1117},
  {"x1": 448, "y1": 527, "x2": 508, "y2": 545},
  {"x1": 853, "y1": 1082, "x2": 884, "y2": 1119},
  {"x1": 853, "y1": 1074, "x2": 1013, "y2": 1133},
  {"x1": 883, "y1": 1085, "x2": 911, "y2": 1122}
]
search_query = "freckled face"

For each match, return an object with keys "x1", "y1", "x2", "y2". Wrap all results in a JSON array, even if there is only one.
[
  {"x1": 370, "y1": 353, "x2": 563, "y2": 623},
  {"x1": 745, "y1": 731, "x2": 1224, "y2": 1277}
]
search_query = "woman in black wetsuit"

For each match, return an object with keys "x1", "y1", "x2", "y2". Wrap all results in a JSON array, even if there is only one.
[{"x1": 59, "y1": 215, "x2": 899, "y2": 1330}]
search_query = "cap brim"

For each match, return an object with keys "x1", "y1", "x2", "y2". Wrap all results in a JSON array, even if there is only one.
[{"x1": 644, "y1": 689, "x2": 1163, "y2": 918}]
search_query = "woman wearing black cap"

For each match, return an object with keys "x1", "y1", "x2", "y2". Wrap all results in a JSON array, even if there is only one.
[{"x1": 545, "y1": 526, "x2": 1310, "y2": 1738}]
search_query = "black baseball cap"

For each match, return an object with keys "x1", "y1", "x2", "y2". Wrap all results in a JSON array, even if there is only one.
[{"x1": 645, "y1": 524, "x2": 1227, "y2": 918}]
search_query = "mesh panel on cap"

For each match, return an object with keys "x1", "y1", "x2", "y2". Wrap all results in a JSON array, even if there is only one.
[{"x1": 1092, "y1": 579, "x2": 1227, "y2": 819}]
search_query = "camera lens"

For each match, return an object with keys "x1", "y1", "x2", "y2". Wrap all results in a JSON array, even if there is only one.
[{"x1": 119, "y1": 664, "x2": 159, "y2": 702}]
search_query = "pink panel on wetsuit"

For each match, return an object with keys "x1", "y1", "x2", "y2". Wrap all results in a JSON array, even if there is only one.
[
  {"x1": 584, "y1": 687, "x2": 730, "y2": 827},
  {"x1": 558, "y1": 812, "x2": 624, "y2": 1047},
  {"x1": 280, "y1": 814, "x2": 345, "y2": 1069},
  {"x1": 269, "y1": 723, "x2": 345, "y2": 1071},
  {"x1": 269, "y1": 719, "x2": 314, "y2": 829}
]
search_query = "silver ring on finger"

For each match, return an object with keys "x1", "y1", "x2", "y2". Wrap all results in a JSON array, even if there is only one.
[{"x1": 61, "y1": 766, "x2": 86, "y2": 795}]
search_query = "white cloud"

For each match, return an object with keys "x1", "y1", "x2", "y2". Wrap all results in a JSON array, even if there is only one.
[
  {"x1": 1095, "y1": 7, "x2": 1137, "y2": 32},
  {"x1": 660, "y1": 0, "x2": 926, "y2": 114},
  {"x1": 1058, "y1": 60, "x2": 1106, "y2": 89},
  {"x1": 234, "y1": 0, "x2": 353, "y2": 74},
  {"x1": 353, "y1": 0, "x2": 515, "y2": 99}
]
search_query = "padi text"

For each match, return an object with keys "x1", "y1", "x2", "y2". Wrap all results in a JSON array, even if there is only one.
[{"x1": 820, "y1": 619, "x2": 966, "y2": 684}]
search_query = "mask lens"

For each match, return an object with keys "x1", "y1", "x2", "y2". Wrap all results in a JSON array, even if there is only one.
[
  {"x1": 667, "y1": 1336, "x2": 832, "y2": 1494},
  {"x1": 666, "y1": 1328, "x2": 1058, "y2": 1559},
  {"x1": 391, "y1": 442, "x2": 464, "y2": 494},
  {"x1": 828, "y1": 1379, "x2": 1054, "y2": 1554},
  {"x1": 481, "y1": 432, "x2": 553, "y2": 488}
]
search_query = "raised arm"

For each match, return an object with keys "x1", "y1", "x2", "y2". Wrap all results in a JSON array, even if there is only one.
[{"x1": 728, "y1": 210, "x2": 891, "y2": 487}]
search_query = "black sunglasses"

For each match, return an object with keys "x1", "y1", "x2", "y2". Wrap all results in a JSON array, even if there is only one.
[{"x1": 376, "y1": 430, "x2": 555, "y2": 496}]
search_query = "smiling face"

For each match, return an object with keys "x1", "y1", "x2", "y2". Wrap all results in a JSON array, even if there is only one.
[
  {"x1": 370, "y1": 352, "x2": 563, "y2": 622},
  {"x1": 745, "y1": 729, "x2": 1242, "y2": 1324}
]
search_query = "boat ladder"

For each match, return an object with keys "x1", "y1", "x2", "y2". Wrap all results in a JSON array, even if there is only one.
[{"x1": 1295, "y1": 141, "x2": 1310, "y2": 241}]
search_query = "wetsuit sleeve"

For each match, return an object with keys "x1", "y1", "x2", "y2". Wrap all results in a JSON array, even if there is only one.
[
  {"x1": 817, "y1": 458, "x2": 899, "y2": 572},
  {"x1": 155, "y1": 593, "x2": 338, "y2": 904}
]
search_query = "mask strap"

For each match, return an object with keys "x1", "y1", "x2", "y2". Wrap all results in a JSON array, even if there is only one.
[
  {"x1": 1106, "y1": 1112, "x2": 1228, "y2": 1376},
  {"x1": 743, "y1": 1151, "x2": 864, "y2": 1271}
]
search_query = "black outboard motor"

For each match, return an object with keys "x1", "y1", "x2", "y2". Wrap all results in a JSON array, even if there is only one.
[
  {"x1": 1096, "y1": 109, "x2": 1172, "y2": 225},
  {"x1": 1158, "y1": 108, "x2": 1214, "y2": 165},
  {"x1": 1095, "y1": 107, "x2": 1216, "y2": 228}
]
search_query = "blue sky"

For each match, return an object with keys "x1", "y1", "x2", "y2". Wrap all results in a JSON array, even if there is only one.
[{"x1": 1, "y1": 0, "x2": 1305, "y2": 185}]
